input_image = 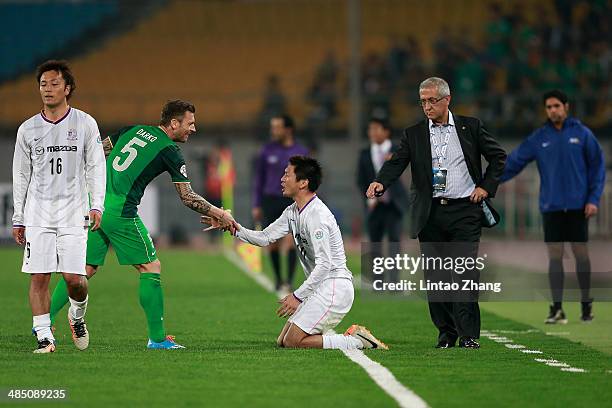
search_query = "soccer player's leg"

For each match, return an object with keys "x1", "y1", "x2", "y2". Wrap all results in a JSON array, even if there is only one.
[
  {"x1": 23, "y1": 227, "x2": 57, "y2": 353},
  {"x1": 109, "y1": 216, "x2": 183, "y2": 349},
  {"x1": 282, "y1": 278, "x2": 387, "y2": 349},
  {"x1": 50, "y1": 224, "x2": 109, "y2": 326},
  {"x1": 57, "y1": 226, "x2": 91, "y2": 350}
]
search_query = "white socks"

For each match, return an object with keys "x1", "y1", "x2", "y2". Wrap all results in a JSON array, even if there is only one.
[
  {"x1": 33, "y1": 313, "x2": 54, "y2": 342},
  {"x1": 68, "y1": 295, "x2": 88, "y2": 323},
  {"x1": 322, "y1": 334, "x2": 363, "y2": 350}
]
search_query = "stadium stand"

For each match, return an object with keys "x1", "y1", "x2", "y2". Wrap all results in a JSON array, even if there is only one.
[
  {"x1": 0, "y1": 0, "x2": 609, "y2": 134},
  {"x1": 0, "y1": 1, "x2": 119, "y2": 82}
]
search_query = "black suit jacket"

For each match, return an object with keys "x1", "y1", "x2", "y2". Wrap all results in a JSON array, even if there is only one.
[
  {"x1": 357, "y1": 143, "x2": 409, "y2": 214},
  {"x1": 375, "y1": 115, "x2": 507, "y2": 238}
]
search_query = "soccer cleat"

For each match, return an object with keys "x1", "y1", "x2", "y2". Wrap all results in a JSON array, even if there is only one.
[
  {"x1": 33, "y1": 338, "x2": 56, "y2": 354},
  {"x1": 147, "y1": 335, "x2": 185, "y2": 350},
  {"x1": 545, "y1": 305, "x2": 568, "y2": 324},
  {"x1": 68, "y1": 312, "x2": 89, "y2": 350},
  {"x1": 344, "y1": 324, "x2": 389, "y2": 350},
  {"x1": 581, "y1": 301, "x2": 594, "y2": 322}
]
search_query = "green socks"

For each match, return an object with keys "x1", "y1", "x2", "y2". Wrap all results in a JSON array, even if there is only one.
[
  {"x1": 51, "y1": 272, "x2": 166, "y2": 343},
  {"x1": 139, "y1": 273, "x2": 166, "y2": 343},
  {"x1": 50, "y1": 277, "x2": 69, "y2": 325}
]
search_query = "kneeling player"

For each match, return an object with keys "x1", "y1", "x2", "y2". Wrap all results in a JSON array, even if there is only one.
[{"x1": 204, "y1": 156, "x2": 387, "y2": 350}]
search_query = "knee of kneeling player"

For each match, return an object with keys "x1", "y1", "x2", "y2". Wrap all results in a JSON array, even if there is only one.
[{"x1": 282, "y1": 334, "x2": 304, "y2": 348}]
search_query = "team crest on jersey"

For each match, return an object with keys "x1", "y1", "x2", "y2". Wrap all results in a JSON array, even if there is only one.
[
  {"x1": 180, "y1": 165, "x2": 188, "y2": 178},
  {"x1": 67, "y1": 129, "x2": 78, "y2": 141},
  {"x1": 35, "y1": 146, "x2": 44, "y2": 155},
  {"x1": 314, "y1": 229, "x2": 324, "y2": 240}
]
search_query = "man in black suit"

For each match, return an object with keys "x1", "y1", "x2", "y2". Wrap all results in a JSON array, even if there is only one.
[
  {"x1": 357, "y1": 118, "x2": 409, "y2": 240},
  {"x1": 366, "y1": 77, "x2": 506, "y2": 349},
  {"x1": 357, "y1": 118, "x2": 409, "y2": 283}
]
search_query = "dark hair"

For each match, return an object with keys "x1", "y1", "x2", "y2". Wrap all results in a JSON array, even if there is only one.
[
  {"x1": 369, "y1": 117, "x2": 391, "y2": 131},
  {"x1": 289, "y1": 155, "x2": 322, "y2": 192},
  {"x1": 160, "y1": 100, "x2": 196, "y2": 126},
  {"x1": 36, "y1": 59, "x2": 76, "y2": 99},
  {"x1": 543, "y1": 90, "x2": 568, "y2": 105},
  {"x1": 273, "y1": 114, "x2": 295, "y2": 131}
]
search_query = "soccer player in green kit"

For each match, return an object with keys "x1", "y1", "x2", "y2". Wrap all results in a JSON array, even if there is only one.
[{"x1": 49, "y1": 100, "x2": 236, "y2": 349}]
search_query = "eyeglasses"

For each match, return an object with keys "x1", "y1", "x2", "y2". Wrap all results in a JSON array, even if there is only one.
[{"x1": 418, "y1": 96, "x2": 448, "y2": 107}]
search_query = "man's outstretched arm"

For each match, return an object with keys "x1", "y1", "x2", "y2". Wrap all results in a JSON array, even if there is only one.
[{"x1": 175, "y1": 182, "x2": 235, "y2": 229}]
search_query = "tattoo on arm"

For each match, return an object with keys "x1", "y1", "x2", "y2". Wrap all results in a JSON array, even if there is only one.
[
  {"x1": 102, "y1": 137, "x2": 113, "y2": 157},
  {"x1": 174, "y1": 183, "x2": 213, "y2": 215}
]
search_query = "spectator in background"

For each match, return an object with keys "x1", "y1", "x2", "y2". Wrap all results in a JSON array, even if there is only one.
[
  {"x1": 256, "y1": 75, "x2": 287, "y2": 139},
  {"x1": 253, "y1": 115, "x2": 309, "y2": 293},
  {"x1": 307, "y1": 50, "x2": 339, "y2": 124},
  {"x1": 501, "y1": 90, "x2": 605, "y2": 324},
  {"x1": 357, "y1": 118, "x2": 408, "y2": 283}
]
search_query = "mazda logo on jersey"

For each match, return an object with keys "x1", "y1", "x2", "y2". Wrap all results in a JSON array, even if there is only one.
[
  {"x1": 35, "y1": 146, "x2": 44, "y2": 155},
  {"x1": 67, "y1": 129, "x2": 78, "y2": 141},
  {"x1": 46, "y1": 145, "x2": 78, "y2": 152}
]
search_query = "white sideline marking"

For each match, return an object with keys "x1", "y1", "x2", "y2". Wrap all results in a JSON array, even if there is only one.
[
  {"x1": 561, "y1": 367, "x2": 587, "y2": 373},
  {"x1": 482, "y1": 332, "x2": 587, "y2": 373},
  {"x1": 225, "y1": 250, "x2": 429, "y2": 408},
  {"x1": 341, "y1": 349, "x2": 428, "y2": 408}
]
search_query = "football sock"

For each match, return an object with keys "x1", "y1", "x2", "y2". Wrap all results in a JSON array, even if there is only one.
[
  {"x1": 322, "y1": 334, "x2": 363, "y2": 350},
  {"x1": 576, "y1": 257, "x2": 591, "y2": 302},
  {"x1": 68, "y1": 295, "x2": 88, "y2": 322},
  {"x1": 287, "y1": 249, "x2": 297, "y2": 287},
  {"x1": 270, "y1": 250, "x2": 281, "y2": 289},
  {"x1": 33, "y1": 313, "x2": 55, "y2": 342},
  {"x1": 548, "y1": 258, "x2": 564, "y2": 306},
  {"x1": 139, "y1": 273, "x2": 166, "y2": 343},
  {"x1": 50, "y1": 278, "x2": 69, "y2": 325}
]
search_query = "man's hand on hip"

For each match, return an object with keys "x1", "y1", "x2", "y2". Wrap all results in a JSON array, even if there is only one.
[{"x1": 469, "y1": 187, "x2": 488, "y2": 203}]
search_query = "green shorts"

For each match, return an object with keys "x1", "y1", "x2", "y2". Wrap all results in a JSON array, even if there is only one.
[{"x1": 86, "y1": 214, "x2": 157, "y2": 266}]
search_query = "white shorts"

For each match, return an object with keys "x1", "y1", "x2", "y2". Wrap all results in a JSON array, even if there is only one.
[
  {"x1": 22, "y1": 226, "x2": 88, "y2": 274},
  {"x1": 289, "y1": 277, "x2": 354, "y2": 335}
]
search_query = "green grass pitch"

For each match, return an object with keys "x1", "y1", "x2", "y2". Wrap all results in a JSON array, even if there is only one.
[{"x1": 1, "y1": 248, "x2": 611, "y2": 407}]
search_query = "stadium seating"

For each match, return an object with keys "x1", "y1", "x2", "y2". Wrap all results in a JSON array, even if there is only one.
[{"x1": 0, "y1": 1, "x2": 118, "y2": 82}]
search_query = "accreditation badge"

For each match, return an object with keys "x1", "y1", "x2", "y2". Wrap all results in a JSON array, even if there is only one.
[{"x1": 432, "y1": 167, "x2": 448, "y2": 193}]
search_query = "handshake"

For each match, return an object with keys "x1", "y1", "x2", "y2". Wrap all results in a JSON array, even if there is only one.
[{"x1": 201, "y1": 207, "x2": 240, "y2": 236}]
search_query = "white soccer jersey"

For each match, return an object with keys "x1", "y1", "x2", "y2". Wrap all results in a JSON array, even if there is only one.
[
  {"x1": 236, "y1": 195, "x2": 353, "y2": 300},
  {"x1": 12, "y1": 107, "x2": 106, "y2": 227}
]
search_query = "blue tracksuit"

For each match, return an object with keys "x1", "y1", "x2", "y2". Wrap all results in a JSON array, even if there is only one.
[{"x1": 501, "y1": 117, "x2": 605, "y2": 213}]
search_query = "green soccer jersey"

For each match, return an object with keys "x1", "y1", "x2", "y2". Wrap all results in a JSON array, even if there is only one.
[{"x1": 104, "y1": 125, "x2": 190, "y2": 217}]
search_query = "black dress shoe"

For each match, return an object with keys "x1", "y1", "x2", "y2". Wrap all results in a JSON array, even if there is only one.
[
  {"x1": 435, "y1": 340, "x2": 456, "y2": 348},
  {"x1": 459, "y1": 337, "x2": 480, "y2": 349}
]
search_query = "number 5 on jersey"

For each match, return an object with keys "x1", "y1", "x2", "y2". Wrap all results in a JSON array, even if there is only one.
[{"x1": 112, "y1": 137, "x2": 147, "y2": 171}]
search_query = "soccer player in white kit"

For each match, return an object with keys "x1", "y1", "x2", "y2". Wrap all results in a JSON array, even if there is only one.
[
  {"x1": 204, "y1": 156, "x2": 387, "y2": 350},
  {"x1": 12, "y1": 60, "x2": 106, "y2": 353}
]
